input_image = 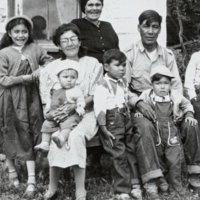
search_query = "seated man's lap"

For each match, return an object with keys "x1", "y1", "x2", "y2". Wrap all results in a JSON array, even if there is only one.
[{"x1": 131, "y1": 113, "x2": 157, "y2": 141}]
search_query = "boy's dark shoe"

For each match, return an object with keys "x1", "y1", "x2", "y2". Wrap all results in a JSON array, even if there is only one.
[
  {"x1": 131, "y1": 184, "x2": 143, "y2": 199},
  {"x1": 112, "y1": 193, "x2": 131, "y2": 200},
  {"x1": 188, "y1": 174, "x2": 200, "y2": 187},
  {"x1": 157, "y1": 177, "x2": 169, "y2": 192},
  {"x1": 144, "y1": 180, "x2": 161, "y2": 200}
]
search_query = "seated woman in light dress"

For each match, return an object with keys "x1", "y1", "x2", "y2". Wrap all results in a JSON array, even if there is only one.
[{"x1": 40, "y1": 23, "x2": 103, "y2": 200}]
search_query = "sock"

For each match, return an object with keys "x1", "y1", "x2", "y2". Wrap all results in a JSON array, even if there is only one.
[
  {"x1": 73, "y1": 166, "x2": 86, "y2": 199},
  {"x1": 26, "y1": 161, "x2": 36, "y2": 191},
  {"x1": 49, "y1": 167, "x2": 62, "y2": 192},
  {"x1": 7, "y1": 159, "x2": 18, "y2": 179}
]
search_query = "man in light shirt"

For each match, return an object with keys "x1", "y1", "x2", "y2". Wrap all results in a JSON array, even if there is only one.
[
  {"x1": 185, "y1": 52, "x2": 200, "y2": 125},
  {"x1": 124, "y1": 10, "x2": 200, "y2": 200}
]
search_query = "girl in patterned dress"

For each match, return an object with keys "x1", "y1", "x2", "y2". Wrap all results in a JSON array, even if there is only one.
[{"x1": 0, "y1": 15, "x2": 53, "y2": 197}]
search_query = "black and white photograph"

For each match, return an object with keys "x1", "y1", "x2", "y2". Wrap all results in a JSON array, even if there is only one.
[{"x1": 0, "y1": 0, "x2": 200, "y2": 200}]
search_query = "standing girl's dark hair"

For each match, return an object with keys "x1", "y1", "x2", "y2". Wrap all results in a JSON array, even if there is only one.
[{"x1": 0, "y1": 18, "x2": 34, "y2": 50}]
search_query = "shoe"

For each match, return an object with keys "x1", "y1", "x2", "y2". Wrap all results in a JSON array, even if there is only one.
[
  {"x1": 0, "y1": 154, "x2": 6, "y2": 162},
  {"x1": 169, "y1": 186, "x2": 185, "y2": 196},
  {"x1": 76, "y1": 197, "x2": 86, "y2": 200},
  {"x1": 44, "y1": 190, "x2": 58, "y2": 200},
  {"x1": 144, "y1": 180, "x2": 161, "y2": 200},
  {"x1": 157, "y1": 177, "x2": 168, "y2": 192},
  {"x1": 9, "y1": 171, "x2": 19, "y2": 188},
  {"x1": 131, "y1": 184, "x2": 143, "y2": 199},
  {"x1": 113, "y1": 193, "x2": 131, "y2": 200},
  {"x1": 76, "y1": 191, "x2": 87, "y2": 200},
  {"x1": 52, "y1": 132, "x2": 64, "y2": 148},
  {"x1": 9, "y1": 177, "x2": 19, "y2": 188},
  {"x1": 188, "y1": 174, "x2": 200, "y2": 187},
  {"x1": 22, "y1": 183, "x2": 36, "y2": 198},
  {"x1": 34, "y1": 142, "x2": 49, "y2": 151}
]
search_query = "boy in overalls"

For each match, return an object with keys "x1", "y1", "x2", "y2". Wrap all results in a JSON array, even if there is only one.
[
  {"x1": 94, "y1": 49, "x2": 142, "y2": 200},
  {"x1": 136, "y1": 65, "x2": 197, "y2": 195}
]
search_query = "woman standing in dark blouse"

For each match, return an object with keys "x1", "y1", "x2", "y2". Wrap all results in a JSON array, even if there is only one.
[{"x1": 72, "y1": 0, "x2": 119, "y2": 63}]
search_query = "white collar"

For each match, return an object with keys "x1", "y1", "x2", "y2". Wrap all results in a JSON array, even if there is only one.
[
  {"x1": 105, "y1": 73, "x2": 123, "y2": 83},
  {"x1": 151, "y1": 92, "x2": 171, "y2": 102},
  {"x1": 12, "y1": 45, "x2": 24, "y2": 52}
]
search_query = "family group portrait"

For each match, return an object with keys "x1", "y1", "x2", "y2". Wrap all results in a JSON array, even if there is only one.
[{"x1": 1, "y1": 0, "x2": 200, "y2": 199}]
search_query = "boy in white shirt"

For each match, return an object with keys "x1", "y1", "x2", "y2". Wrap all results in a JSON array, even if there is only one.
[{"x1": 94, "y1": 49, "x2": 142, "y2": 200}]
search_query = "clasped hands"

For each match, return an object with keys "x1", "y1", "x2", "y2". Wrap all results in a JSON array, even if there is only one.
[
  {"x1": 22, "y1": 68, "x2": 40, "y2": 84},
  {"x1": 44, "y1": 104, "x2": 77, "y2": 123}
]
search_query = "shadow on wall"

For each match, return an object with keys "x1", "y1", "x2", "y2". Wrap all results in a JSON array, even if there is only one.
[{"x1": 32, "y1": 15, "x2": 47, "y2": 40}]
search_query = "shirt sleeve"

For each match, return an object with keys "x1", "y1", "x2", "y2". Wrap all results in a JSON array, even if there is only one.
[
  {"x1": 94, "y1": 84, "x2": 107, "y2": 125},
  {"x1": 108, "y1": 23, "x2": 119, "y2": 49},
  {"x1": 0, "y1": 52, "x2": 24, "y2": 87},
  {"x1": 128, "y1": 90, "x2": 140, "y2": 108},
  {"x1": 179, "y1": 93, "x2": 194, "y2": 114},
  {"x1": 185, "y1": 111, "x2": 194, "y2": 118},
  {"x1": 74, "y1": 87, "x2": 86, "y2": 108},
  {"x1": 37, "y1": 44, "x2": 54, "y2": 67},
  {"x1": 166, "y1": 49, "x2": 183, "y2": 94},
  {"x1": 123, "y1": 45, "x2": 135, "y2": 83},
  {"x1": 184, "y1": 53, "x2": 197, "y2": 100}
]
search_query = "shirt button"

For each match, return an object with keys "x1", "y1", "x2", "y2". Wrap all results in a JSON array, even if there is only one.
[
  {"x1": 102, "y1": 43, "x2": 104, "y2": 45},
  {"x1": 98, "y1": 30, "x2": 100, "y2": 32},
  {"x1": 100, "y1": 37, "x2": 103, "y2": 39},
  {"x1": 102, "y1": 49, "x2": 105, "y2": 52}
]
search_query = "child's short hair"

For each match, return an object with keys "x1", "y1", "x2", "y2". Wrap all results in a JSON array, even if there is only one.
[
  {"x1": 103, "y1": 49, "x2": 127, "y2": 65},
  {"x1": 151, "y1": 73, "x2": 172, "y2": 83}
]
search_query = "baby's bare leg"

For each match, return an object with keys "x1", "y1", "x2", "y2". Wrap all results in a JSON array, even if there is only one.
[
  {"x1": 60, "y1": 129, "x2": 71, "y2": 142},
  {"x1": 52, "y1": 129, "x2": 71, "y2": 149},
  {"x1": 42, "y1": 132, "x2": 52, "y2": 143},
  {"x1": 34, "y1": 132, "x2": 52, "y2": 151}
]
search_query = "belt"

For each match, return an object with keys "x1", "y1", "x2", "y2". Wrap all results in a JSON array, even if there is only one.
[{"x1": 107, "y1": 106, "x2": 127, "y2": 114}]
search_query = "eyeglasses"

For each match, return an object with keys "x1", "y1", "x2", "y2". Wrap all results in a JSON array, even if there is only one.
[{"x1": 60, "y1": 36, "x2": 79, "y2": 44}]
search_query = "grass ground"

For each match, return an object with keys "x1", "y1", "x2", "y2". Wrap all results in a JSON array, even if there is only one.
[{"x1": 0, "y1": 154, "x2": 200, "y2": 200}]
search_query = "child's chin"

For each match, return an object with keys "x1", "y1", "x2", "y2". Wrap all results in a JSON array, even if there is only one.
[
  {"x1": 15, "y1": 42, "x2": 26, "y2": 46},
  {"x1": 118, "y1": 75, "x2": 125, "y2": 79},
  {"x1": 159, "y1": 93, "x2": 167, "y2": 97},
  {"x1": 63, "y1": 86, "x2": 72, "y2": 89}
]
